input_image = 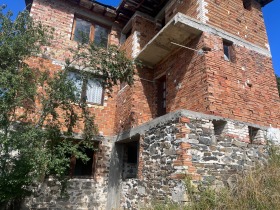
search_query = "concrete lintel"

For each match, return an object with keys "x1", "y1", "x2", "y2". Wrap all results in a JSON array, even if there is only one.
[
  {"x1": 113, "y1": 109, "x2": 269, "y2": 142},
  {"x1": 175, "y1": 13, "x2": 271, "y2": 57}
]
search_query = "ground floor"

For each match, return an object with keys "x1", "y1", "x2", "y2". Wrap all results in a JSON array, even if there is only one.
[{"x1": 23, "y1": 109, "x2": 280, "y2": 210}]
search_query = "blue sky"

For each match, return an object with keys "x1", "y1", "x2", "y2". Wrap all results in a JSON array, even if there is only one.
[{"x1": 1, "y1": 0, "x2": 279, "y2": 75}]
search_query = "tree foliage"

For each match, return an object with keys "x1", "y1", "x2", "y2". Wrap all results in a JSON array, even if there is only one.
[{"x1": 0, "y1": 5, "x2": 135, "y2": 207}]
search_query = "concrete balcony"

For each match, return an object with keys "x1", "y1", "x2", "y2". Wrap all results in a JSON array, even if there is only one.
[
  {"x1": 136, "y1": 12, "x2": 271, "y2": 67},
  {"x1": 136, "y1": 13, "x2": 203, "y2": 67}
]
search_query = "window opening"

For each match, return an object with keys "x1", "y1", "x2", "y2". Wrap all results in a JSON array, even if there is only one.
[
  {"x1": 72, "y1": 17, "x2": 109, "y2": 47},
  {"x1": 157, "y1": 75, "x2": 167, "y2": 117},
  {"x1": 223, "y1": 40, "x2": 233, "y2": 62},
  {"x1": 213, "y1": 120, "x2": 227, "y2": 136},
  {"x1": 122, "y1": 141, "x2": 139, "y2": 179},
  {"x1": 243, "y1": 0, "x2": 252, "y2": 10},
  {"x1": 69, "y1": 145, "x2": 98, "y2": 178},
  {"x1": 67, "y1": 71, "x2": 104, "y2": 105},
  {"x1": 248, "y1": 126, "x2": 259, "y2": 143}
]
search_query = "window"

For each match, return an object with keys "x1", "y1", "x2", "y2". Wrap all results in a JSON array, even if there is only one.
[
  {"x1": 223, "y1": 40, "x2": 234, "y2": 62},
  {"x1": 69, "y1": 146, "x2": 98, "y2": 178},
  {"x1": 243, "y1": 0, "x2": 252, "y2": 10},
  {"x1": 213, "y1": 120, "x2": 227, "y2": 136},
  {"x1": 72, "y1": 17, "x2": 109, "y2": 47},
  {"x1": 122, "y1": 141, "x2": 139, "y2": 179},
  {"x1": 248, "y1": 126, "x2": 259, "y2": 143},
  {"x1": 67, "y1": 71, "x2": 104, "y2": 105}
]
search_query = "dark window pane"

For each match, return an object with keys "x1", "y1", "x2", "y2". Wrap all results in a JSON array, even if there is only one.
[
  {"x1": 74, "y1": 18, "x2": 91, "y2": 43},
  {"x1": 94, "y1": 24, "x2": 108, "y2": 47},
  {"x1": 74, "y1": 148, "x2": 94, "y2": 176},
  {"x1": 223, "y1": 45, "x2": 230, "y2": 61}
]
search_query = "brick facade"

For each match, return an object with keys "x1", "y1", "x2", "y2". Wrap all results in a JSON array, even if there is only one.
[
  {"x1": 24, "y1": 0, "x2": 280, "y2": 209},
  {"x1": 27, "y1": 0, "x2": 280, "y2": 134}
]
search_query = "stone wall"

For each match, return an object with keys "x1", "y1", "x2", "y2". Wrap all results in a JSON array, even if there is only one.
[
  {"x1": 23, "y1": 110, "x2": 279, "y2": 209},
  {"x1": 117, "y1": 110, "x2": 270, "y2": 209},
  {"x1": 23, "y1": 137, "x2": 114, "y2": 210}
]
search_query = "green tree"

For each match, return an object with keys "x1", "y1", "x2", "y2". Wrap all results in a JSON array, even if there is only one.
[{"x1": 0, "y1": 5, "x2": 134, "y2": 208}]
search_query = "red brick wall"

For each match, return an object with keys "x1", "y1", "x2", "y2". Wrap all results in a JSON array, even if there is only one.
[
  {"x1": 165, "y1": 0, "x2": 199, "y2": 23},
  {"x1": 133, "y1": 16, "x2": 158, "y2": 50},
  {"x1": 24, "y1": 57, "x2": 119, "y2": 135},
  {"x1": 30, "y1": 0, "x2": 120, "y2": 61},
  {"x1": 205, "y1": 0, "x2": 269, "y2": 48},
  {"x1": 28, "y1": 0, "x2": 125, "y2": 135},
  {"x1": 165, "y1": 0, "x2": 269, "y2": 48},
  {"x1": 203, "y1": 33, "x2": 280, "y2": 127},
  {"x1": 29, "y1": 0, "x2": 280, "y2": 133},
  {"x1": 114, "y1": 67, "x2": 156, "y2": 133},
  {"x1": 154, "y1": 34, "x2": 210, "y2": 114}
]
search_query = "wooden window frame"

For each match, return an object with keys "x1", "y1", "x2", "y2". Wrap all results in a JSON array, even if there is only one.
[
  {"x1": 82, "y1": 77, "x2": 105, "y2": 106},
  {"x1": 71, "y1": 16, "x2": 110, "y2": 47},
  {"x1": 223, "y1": 40, "x2": 234, "y2": 62},
  {"x1": 69, "y1": 142, "x2": 99, "y2": 179},
  {"x1": 68, "y1": 71, "x2": 104, "y2": 106}
]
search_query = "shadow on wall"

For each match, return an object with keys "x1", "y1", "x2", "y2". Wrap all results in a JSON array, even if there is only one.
[{"x1": 106, "y1": 143, "x2": 123, "y2": 210}]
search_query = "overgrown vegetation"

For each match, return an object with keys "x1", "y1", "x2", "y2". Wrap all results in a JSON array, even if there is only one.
[
  {"x1": 0, "y1": 5, "x2": 134, "y2": 208},
  {"x1": 145, "y1": 146, "x2": 280, "y2": 210}
]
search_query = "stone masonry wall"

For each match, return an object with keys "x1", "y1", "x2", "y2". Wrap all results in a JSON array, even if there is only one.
[
  {"x1": 23, "y1": 137, "x2": 114, "y2": 210},
  {"x1": 119, "y1": 111, "x2": 269, "y2": 209},
  {"x1": 22, "y1": 110, "x2": 276, "y2": 209}
]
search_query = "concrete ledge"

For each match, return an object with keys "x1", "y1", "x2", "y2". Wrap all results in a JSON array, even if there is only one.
[
  {"x1": 175, "y1": 13, "x2": 271, "y2": 57},
  {"x1": 136, "y1": 13, "x2": 271, "y2": 67},
  {"x1": 114, "y1": 109, "x2": 269, "y2": 142}
]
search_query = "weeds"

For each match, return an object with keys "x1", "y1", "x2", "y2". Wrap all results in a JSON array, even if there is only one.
[{"x1": 144, "y1": 146, "x2": 280, "y2": 210}]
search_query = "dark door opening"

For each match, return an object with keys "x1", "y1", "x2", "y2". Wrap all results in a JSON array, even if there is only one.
[
  {"x1": 122, "y1": 141, "x2": 139, "y2": 179},
  {"x1": 157, "y1": 75, "x2": 166, "y2": 117}
]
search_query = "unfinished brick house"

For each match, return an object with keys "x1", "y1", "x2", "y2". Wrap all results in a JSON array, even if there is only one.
[{"x1": 23, "y1": 0, "x2": 280, "y2": 209}]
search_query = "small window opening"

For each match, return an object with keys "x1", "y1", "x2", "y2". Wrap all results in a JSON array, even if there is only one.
[
  {"x1": 248, "y1": 126, "x2": 259, "y2": 143},
  {"x1": 243, "y1": 0, "x2": 252, "y2": 10},
  {"x1": 69, "y1": 144, "x2": 98, "y2": 178},
  {"x1": 213, "y1": 120, "x2": 227, "y2": 136},
  {"x1": 223, "y1": 40, "x2": 234, "y2": 62},
  {"x1": 122, "y1": 141, "x2": 139, "y2": 179}
]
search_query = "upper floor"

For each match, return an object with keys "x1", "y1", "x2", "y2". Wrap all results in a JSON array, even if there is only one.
[
  {"x1": 25, "y1": 0, "x2": 280, "y2": 135},
  {"x1": 26, "y1": 0, "x2": 272, "y2": 63}
]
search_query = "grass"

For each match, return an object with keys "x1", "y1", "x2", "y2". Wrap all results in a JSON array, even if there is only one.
[{"x1": 144, "y1": 146, "x2": 280, "y2": 210}]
